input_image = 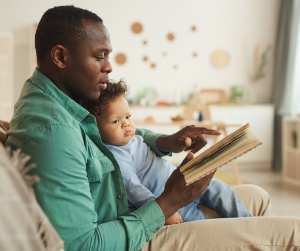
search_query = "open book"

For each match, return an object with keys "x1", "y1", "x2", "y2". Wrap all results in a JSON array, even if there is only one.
[{"x1": 180, "y1": 123, "x2": 262, "y2": 186}]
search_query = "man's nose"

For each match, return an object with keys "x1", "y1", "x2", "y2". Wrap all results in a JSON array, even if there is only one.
[{"x1": 102, "y1": 59, "x2": 112, "y2": 74}]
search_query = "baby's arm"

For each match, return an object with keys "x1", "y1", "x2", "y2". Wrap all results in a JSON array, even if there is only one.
[
  {"x1": 122, "y1": 165, "x2": 157, "y2": 208},
  {"x1": 109, "y1": 146, "x2": 157, "y2": 208}
]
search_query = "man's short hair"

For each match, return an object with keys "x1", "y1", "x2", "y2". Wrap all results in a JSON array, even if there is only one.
[{"x1": 35, "y1": 5, "x2": 103, "y2": 62}]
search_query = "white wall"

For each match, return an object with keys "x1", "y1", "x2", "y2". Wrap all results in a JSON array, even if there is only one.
[{"x1": 0, "y1": 0, "x2": 279, "y2": 104}]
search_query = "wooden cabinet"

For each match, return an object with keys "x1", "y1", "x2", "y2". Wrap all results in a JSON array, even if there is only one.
[{"x1": 282, "y1": 116, "x2": 300, "y2": 186}]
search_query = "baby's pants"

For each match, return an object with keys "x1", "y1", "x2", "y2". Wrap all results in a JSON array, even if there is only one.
[{"x1": 178, "y1": 178, "x2": 251, "y2": 222}]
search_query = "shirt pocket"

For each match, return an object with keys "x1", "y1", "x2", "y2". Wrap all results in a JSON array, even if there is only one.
[
  {"x1": 86, "y1": 151, "x2": 115, "y2": 183},
  {"x1": 87, "y1": 151, "x2": 115, "y2": 198}
]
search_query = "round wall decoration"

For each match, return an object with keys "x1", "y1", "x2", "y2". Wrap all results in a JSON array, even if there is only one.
[
  {"x1": 191, "y1": 26, "x2": 197, "y2": 31},
  {"x1": 131, "y1": 22, "x2": 143, "y2": 34},
  {"x1": 211, "y1": 50, "x2": 230, "y2": 68},
  {"x1": 115, "y1": 53, "x2": 127, "y2": 65},
  {"x1": 167, "y1": 33, "x2": 175, "y2": 41}
]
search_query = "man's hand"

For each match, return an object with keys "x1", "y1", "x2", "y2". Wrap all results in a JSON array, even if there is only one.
[
  {"x1": 155, "y1": 152, "x2": 215, "y2": 221},
  {"x1": 0, "y1": 120, "x2": 10, "y2": 132},
  {"x1": 156, "y1": 126, "x2": 221, "y2": 154},
  {"x1": 165, "y1": 212, "x2": 183, "y2": 225}
]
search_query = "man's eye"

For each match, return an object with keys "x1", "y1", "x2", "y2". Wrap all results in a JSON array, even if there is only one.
[
  {"x1": 96, "y1": 57, "x2": 104, "y2": 61},
  {"x1": 113, "y1": 120, "x2": 119, "y2": 124}
]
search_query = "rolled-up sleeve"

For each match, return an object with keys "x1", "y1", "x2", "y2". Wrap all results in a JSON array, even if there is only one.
[{"x1": 135, "y1": 128, "x2": 172, "y2": 157}]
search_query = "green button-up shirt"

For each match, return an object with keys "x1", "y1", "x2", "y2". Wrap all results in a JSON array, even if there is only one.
[{"x1": 6, "y1": 69, "x2": 166, "y2": 251}]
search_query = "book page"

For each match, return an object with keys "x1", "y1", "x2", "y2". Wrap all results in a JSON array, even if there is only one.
[
  {"x1": 180, "y1": 123, "x2": 251, "y2": 173},
  {"x1": 185, "y1": 138, "x2": 262, "y2": 185}
]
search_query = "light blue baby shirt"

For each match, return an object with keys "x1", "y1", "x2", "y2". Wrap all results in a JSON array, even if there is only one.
[{"x1": 106, "y1": 135, "x2": 175, "y2": 212}]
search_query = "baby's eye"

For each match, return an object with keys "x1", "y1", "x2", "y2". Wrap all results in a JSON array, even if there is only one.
[
  {"x1": 113, "y1": 120, "x2": 119, "y2": 124},
  {"x1": 126, "y1": 115, "x2": 131, "y2": 119}
]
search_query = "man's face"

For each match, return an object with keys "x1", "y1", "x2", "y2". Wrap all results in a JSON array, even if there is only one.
[
  {"x1": 63, "y1": 20, "x2": 112, "y2": 102},
  {"x1": 96, "y1": 96, "x2": 136, "y2": 146}
]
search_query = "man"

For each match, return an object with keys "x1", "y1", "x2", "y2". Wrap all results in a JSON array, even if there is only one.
[{"x1": 6, "y1": 5, "x2": 300, "y2": 251}]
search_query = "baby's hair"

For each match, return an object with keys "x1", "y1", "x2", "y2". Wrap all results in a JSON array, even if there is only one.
[{"x1": 83, "y1": 79, "x2": 128, "y2": 117}]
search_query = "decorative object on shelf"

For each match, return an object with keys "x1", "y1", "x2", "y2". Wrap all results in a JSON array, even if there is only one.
[
  {"x1": 157, "y1": 101, "x2": 169, "y2": 106},
  {"x1": 144, "y1": 116, "x2": 155, "y2": 123},
  {"x1": 211, "y1": 50, "x2": 230, "y2": 68},
  {"x1": 230, "y1": 86, "x2": 244, "y2": 105},
  {"x1": 171, "y1": 114, "x2": 185, "y2": 121},
  {"x1": 138, "y1": 87, "x2": 158, "y2": 106},
  {"x1": 196, "y1": 89, "x2": 226, "y2": 107},
  {"x1": 187, "y1": 89, "x2": 227, "y2": 121},
  {"x1": 173, "y1": 87, "x2": 182, "y2": 105},
  {"x1": 248, "y1": 44, "x2": 272, "y2": 103},
  {"x1": 198, "y1": 111, "x2": 203, "y2": 121}
]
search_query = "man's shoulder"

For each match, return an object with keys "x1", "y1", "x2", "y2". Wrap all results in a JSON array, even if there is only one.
[{"x1": 8, "y1": 81, "x2": 82, "y2": 146}]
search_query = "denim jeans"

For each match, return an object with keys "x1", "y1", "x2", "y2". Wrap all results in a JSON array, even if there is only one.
[{"x1": 178, "y1": 178, "x2": 252, "y2": 222}]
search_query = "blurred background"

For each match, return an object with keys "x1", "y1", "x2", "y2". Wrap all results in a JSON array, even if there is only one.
[{"x1": 1, "y1": 0, "x2": 300, "y2": 216}]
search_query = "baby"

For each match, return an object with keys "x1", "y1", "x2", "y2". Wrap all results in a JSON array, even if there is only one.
[{"x1": 83, "y1": 80, "x2": 252, "y2": 225}]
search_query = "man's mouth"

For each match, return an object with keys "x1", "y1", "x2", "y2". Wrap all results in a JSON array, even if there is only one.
[
  {"x1": 99, "y1": 82, "x2": 107, "y2": 90},
  {"x1": 124, "y1": 130, "x2": 132, "y2": 136}
]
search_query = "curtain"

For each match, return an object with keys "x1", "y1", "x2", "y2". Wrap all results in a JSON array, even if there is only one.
[{"x1": 271, "y1": 0, "x2": 300, "y2": 170}]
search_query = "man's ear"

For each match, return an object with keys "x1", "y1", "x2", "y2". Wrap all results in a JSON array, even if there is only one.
[{"x1": 51, "y1": 45, "x2": 67, "y2": 69}]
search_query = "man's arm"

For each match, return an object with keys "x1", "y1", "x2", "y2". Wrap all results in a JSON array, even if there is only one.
[
  {"x1": 8, "y1": 125, "x2": 164, "y2": 251},
  {"x1": 135, "y1": 128, "x2": 171, "y2": 157},
  {"x1": 136, "y1": 127, "x2": 218, "y2": 222}
]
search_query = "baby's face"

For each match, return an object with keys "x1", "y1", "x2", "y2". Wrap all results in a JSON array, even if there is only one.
[{"x1": 96, "y1": 96, "x2": 136, "y2": 146}]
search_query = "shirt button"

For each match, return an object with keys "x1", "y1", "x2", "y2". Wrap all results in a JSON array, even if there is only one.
[
  {"x1": 118, "y1": 194, "x2": 123, "y2": 199},
  {"x1": 92, "y1": 135, "x2": 97, "y2": 140},
  {"x1": 87, "y1": 115, "x2": 93, "y2": 120},
  {"x1": 154, "y1": 228, "x2": 158, "y2": 233}
]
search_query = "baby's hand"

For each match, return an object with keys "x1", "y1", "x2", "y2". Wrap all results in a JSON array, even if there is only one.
[{"x1": 165, "y1": 212, "x2": 183, "y2": 225}]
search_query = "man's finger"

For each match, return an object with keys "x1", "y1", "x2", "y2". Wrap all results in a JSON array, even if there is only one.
[
  {"x1": 185, "y1": 137, "x2": 192, "y2": 147},
  {"x1": 0, "y1": 120, "x2": 10, "y2": 132},
  {"x1": 179, "y1": 152, "x2": 194, "y2": 167},
  {"x1": 186, "y1": 127, "x2": 222, "y2": 136},
  {"x1": 191, "y1": 134, "x2": 207, "y2": 153},
  {"x1": 192, "y1": 171, "x2": 215, "y2": 189}
]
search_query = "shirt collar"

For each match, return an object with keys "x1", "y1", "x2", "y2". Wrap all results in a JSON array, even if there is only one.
[{"x1": 30, "y1": 68, "x2": 90, "y2": 122}]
